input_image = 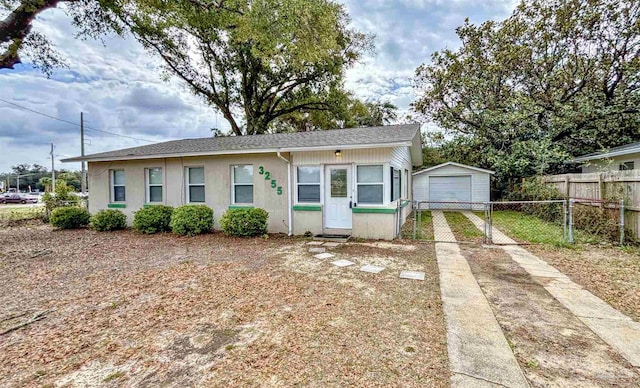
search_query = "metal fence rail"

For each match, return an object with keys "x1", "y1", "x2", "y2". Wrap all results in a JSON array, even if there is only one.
[{"x1": 411, "y1": 199, "x2": 628, "y2": 246}]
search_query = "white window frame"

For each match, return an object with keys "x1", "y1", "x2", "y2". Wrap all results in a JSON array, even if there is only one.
[
  {"x1": 619, "y1": 161, "x2": 635, "y2": 171},
  {"x1": 185, "y1": 166, "x2": 205, "y2": 203},
  {"x1": 403, "y1": 169, "x2": 409, "y2": 198},
  {"x1": 356, "y1": 164, "x2": 385, "y2": 205},
  {"x1": 110, "y1": 169, "x2": 125, "y2": 203},
  {"x1": 391, "y1": 167, "x2": 401, "y2": 201},
  {"x1": 145, "y1": 167, "x2": 163, "y2": 203},
  {"x1": 296, "y1": 165, "x2": 321, "y2": 204},
  {"x1": 232, "y1": 165, "x2": 254, "y2": 204}
]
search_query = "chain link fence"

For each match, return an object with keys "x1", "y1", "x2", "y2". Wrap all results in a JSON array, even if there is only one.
[{"x1": 408, "y1": 199, "x2": 629, "y2": 246}]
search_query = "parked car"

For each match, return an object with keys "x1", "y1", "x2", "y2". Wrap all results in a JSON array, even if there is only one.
[{"x1": 0, "y1": 194, "x2": 39, "y2": 204}]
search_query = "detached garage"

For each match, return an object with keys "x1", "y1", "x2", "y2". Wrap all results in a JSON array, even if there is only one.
[{"x1": 413, "y1": 162, "x2": 494, "y2": 208}]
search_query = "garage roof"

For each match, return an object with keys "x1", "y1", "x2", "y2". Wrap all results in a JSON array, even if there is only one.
[{"x1": 413, "y1": 162, "x2": 495, "y2": 176}]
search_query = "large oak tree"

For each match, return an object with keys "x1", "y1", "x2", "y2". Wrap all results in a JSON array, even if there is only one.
[{"x1": 414, "y1": 0, "x2": 640, "y2": 184}]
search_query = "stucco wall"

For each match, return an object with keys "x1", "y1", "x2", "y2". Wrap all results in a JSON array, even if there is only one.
[
  {"x1": 352, "y1": 212, "x2": 397, "y2": 240},
  {"x1": 292, "y1": 209, "x2": 323, "y2": 235},
  {"x1": 88, "y1": 153, "x2": 290, "y2": 233}
]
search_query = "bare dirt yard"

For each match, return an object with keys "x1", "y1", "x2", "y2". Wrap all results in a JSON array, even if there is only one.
[
  {"x1": 527, "y1": 244, "x2": 640, "y2": 322},
  {"x1": 460, "y1": 245, "x2": 640, "y2": 387},
  {"x1": 0, "y1": 222, "x2": 448, "y2": 387}
]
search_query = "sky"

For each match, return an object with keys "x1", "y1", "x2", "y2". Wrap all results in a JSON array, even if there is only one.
[{"x1": 0, "y1": 0, "x2": 517, "y2": 172}]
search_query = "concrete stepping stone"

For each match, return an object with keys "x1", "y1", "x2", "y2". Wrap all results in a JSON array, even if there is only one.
[
  {"x1": 314, "y1": 252, "x2": 335, "y2": 260},
  {"x1": 307, "y1": 241, "x2": 324, "y2": 246},
  {"x1": 360, "y1": 264, "x2": 385, "y2": 274},
  {"x1": 399, "y1": 270, "x2": 425, "y2": 281},
  {"x1": 331, "y1": 259, "x2": 355, "y2": 267},
  {"x1": 308, "y1": 247, "x2": 326, "y2": 253},
  {"x1": 323, "y1": 242, "x2": 341, "y2": 247}
]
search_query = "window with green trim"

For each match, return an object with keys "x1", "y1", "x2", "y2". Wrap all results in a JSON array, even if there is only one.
[
  {"x1": 357, "y1": 165, "x2": 384, "y2": 204},
  {"x1": 110, "y1": 170, "x2": 125, "y2": 202},
  {"x1": 232, "y1": 165, "x2": 253, "y2": 204},
  {"x1": 146, "y1": 167, "x2": 163, "y2": 203},
  {"x1": 297, "y1": 166, "x2": 320, "y2": 203},
  {"x1": 186, "y1": 167, "x2": 205, "y2": 203}
]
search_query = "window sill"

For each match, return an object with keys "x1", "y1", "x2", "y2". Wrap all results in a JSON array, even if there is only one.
[
  {"x1": 143, "y1": 203, "x2": 164, "y2": 208},
  {"x1": 293, "y1": 205, "x2": 322, "y2": 211},
  {"x1": 229, "y1": 205, "x2": 254, "y2": 209},
  {"x1": 108, "y1": 203, "x2": 126, "y2": 209},
  {"x1": 352, "y1": 206, "x2": 396, "y2": 214}
]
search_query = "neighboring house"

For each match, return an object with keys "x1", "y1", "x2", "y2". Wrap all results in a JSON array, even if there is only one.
[
  {"x1": 62, "y1": 124, "x2": 422, "y2": 240},
  {"x1": 412, "y1": 162, "x2": 494, "y2": 209},
  {"x1": 573, "y1": 142, "x2": 640, "y2": 172}
]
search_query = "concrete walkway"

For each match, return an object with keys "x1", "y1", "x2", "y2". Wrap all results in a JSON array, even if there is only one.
[
  {"x1": 432, "y1": 211, "x2": 529, "y2": 387},
  {"x1": 463, "y1": 210, "x2": 640, "y2": 368}
]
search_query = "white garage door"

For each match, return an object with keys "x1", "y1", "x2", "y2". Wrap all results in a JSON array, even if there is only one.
[{"x1": 429, "y1": 176, "x2": 471, "y2": 208}]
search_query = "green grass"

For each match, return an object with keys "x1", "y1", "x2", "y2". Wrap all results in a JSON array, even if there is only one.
[
  {"x1": 444, "y1": 211, "x2": 484, "y2": 241},
  {"x1": 103, "y1": 371, "x2": 124, "y2": 383},
  {"x1": 401, "y1": 210, "x2": 434, "y2": 240},
  {"x1": 0, "y1": 206, "x2": 45, "y2": 221},
  {"x1": 491, "y1": 210, "x2": 601, "y2": 246}
]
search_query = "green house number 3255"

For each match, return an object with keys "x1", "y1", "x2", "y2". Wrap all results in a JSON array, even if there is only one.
[{"x1": 258, "y1": 166, "x2": 283, "y2": 196}]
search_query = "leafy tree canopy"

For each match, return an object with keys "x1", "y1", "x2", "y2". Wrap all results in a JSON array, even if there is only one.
[
  {"x1": 108, "y1": 0, "x2": 372, "y2": 136},
  {"x1": 414, "y1": 0, "x2": 640, "y2": 188}
]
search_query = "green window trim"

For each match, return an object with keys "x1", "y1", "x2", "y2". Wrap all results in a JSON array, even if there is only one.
[
  {"x1": 143, "y1": 203, "x2": 164, "y2": 208},
  {"x1": 352, "y1": 207, "x2": 396, "y2": 214},
  {"x1": 107, "y1": 203, "x2": 126, "y2": 209},
  {"x1": 228, "y1": 205, "x2": 254, "y2": 209},
  {"x1": 292, "y1": 205, "x2": 322, "y2": 211}
]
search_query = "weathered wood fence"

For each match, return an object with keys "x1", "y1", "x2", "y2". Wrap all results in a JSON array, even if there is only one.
[{"x1": 543, "y1": 170, "x2": 640, "y2": 239}]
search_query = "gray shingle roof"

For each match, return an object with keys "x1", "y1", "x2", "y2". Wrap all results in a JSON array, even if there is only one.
[{"x1": 62, "y1": 124, "x2": 420, "y2": 162}]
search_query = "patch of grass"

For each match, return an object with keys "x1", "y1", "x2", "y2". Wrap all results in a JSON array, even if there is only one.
[
  {"x1": 0, "y1": 206, "x2": 45, "y2": 221},
  {"x1": 401, "y1": 210, "x2": 434, "y2": 240},
  {"x1": 225, "y1": 344, "x2": 235, "y2": 351},
  {"x1": 103, "y1": 371, "x2": 124, "y2": 383},
  {"x1": 491, "y1": 211, "x2": 599, "y2": 247},
  {"x1": 525, "y1": 359, "x2": 540, "y2": 369},
  {"x1": 34, "y1": 370, "x2": 46, "y2": 378},
  {"x1": 444, "y1": 212, "x2": 484, "y2": 241},
  {"x1": 404, "y1": 346, "x2": 415, "y2": 353}
]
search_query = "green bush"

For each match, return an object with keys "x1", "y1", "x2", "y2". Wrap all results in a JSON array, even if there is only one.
[
  {"x1": 170, "y1": 205, "x2": 213, "y2": 236},
  {"x1": 220, "y1": 208, "x2": 269, "y2": 237},
  {"x1": 133, "y1": 205, "x2": 174, "y2": 234},
  {"x1": 90, "y1": 209, "x2": 127, "y2": 231},
  {"x1": 50, "y1": 206, "x2": 90, "y2": 229}
]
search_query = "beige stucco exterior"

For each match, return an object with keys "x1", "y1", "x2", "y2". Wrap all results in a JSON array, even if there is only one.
[{"x1": 87, "y1": 146, "x2": 417, "y2": 240}]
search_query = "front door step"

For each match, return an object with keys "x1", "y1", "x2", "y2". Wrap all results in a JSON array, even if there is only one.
[{"x1": 313, "y1": 234, "x2": 350, "y2": 243}]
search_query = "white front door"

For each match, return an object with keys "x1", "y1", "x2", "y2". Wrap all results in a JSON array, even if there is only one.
[{"x1": 324, "y1": 165, "x2": 352, "y2": 229}]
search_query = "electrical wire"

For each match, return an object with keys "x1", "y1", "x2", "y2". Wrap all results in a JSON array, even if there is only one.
[{"x1": 0, "y1": 98, "x2": 156, "y2": 143}]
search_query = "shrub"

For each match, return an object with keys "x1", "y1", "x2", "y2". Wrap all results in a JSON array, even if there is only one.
[
  {"x1": 50, "y1": 206, "x2": 90, "y2": 229},
  {"x1": 133, "y1": 205, "x2": 174, "y2": 234},
  {"x1": 220, "y1": 208, "x2": 269, "y2": 237},
  {"x1": 91, "y1": 209, "x2": 127, "y2": 231},
  {"x1": 170, "y1": 205, "x2": 213, "y2": 236},
  {"x1": 42, "y1": 180, "x2": 79, "y2": 222}
]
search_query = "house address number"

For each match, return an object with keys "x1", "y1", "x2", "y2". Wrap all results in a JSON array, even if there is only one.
[{"x1": 258, "y1": 166, "x2": 283, "y2": 195}]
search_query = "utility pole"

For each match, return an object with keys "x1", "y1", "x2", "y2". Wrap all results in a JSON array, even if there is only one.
[
  {"x1": 80, "y1": 112, "x2": 87, "y2": 194},
  {"x1": 50, "y1": 143, "x2": 55, "y2": 193}
]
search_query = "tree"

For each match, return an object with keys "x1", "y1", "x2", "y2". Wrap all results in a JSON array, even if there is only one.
[
  {"x1": 272, "y1": 95, "x2": 398, "y2": 132},
  {"x1": 1, "y1": 0, "x2": 121, "y2": 75},
  {"x1": 413, "y1": 0, "x2": 640, "y2": 187},
  {"x1": 110, "y1": 0, "x2": 371, "y2": 136}
]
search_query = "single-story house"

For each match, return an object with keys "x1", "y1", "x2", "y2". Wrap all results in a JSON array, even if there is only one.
[
  {"x1": 412, "y1": 162, "x2": 494, "y2": 209},
  {"x1": 62, "y1": 124, "x2": 422, "y2": 240},
  {"x1": 574, "y1": 142, "x2": 640, "y2": 172}
]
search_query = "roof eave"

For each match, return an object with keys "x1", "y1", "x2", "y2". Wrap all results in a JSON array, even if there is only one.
[
  {"x1": 61, "y1": 141, "x2": 413, "y2": 163},
  {"x1": 572, "y1": 147, "x2": 640, "y2": 163},
  {"x1": 412, "y1": 161, "x2": 495, "y2": 175}
]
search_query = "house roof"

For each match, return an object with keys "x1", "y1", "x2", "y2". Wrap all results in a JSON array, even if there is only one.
[
  {"x1": 412, "y1": 161, "x2": 495, "y2": 176},
  {"x1": 572, "y1": 141, "x2": 640, "y2": 163},
  {"x1": 62, "y1": 124, "x2": 423, "y2": 165}
]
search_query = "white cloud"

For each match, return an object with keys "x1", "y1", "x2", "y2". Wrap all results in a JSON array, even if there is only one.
[{"x1": 0, "y1": 1, "x2": 518, "y2": 172}]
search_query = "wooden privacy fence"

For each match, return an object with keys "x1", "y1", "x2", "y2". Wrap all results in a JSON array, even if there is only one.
[{"x1": 543, "y1": 170, "x2": 640, "y2": 239}]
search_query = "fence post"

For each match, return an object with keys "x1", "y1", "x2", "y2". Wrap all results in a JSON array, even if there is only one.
[
  {"x1": 413, "y1": 201, "x2": 420, "y2": 240},
  {"x1": 483, "y1": 202, "x2": 490, "y2": 244},
  {"x1": 568, "y1": 199, "x2": 574, "y2": 244},
  {"x1": 563, "y1": 200, "x2": 567, "y2": 241},
  {"x1": 620, "y1": 199, "x2": 625, "y2": 245}
]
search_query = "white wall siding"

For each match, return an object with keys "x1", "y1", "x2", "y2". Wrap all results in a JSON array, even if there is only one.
[
  {"x1": 291, "y1": 148, "x2": 391, "y2": 165},
  {"x1": 581, "y1": 153, "x2": 640, "y2": 173},
  {"x1": 390, "y1": 146, "x2": 411, "y2": 169}
]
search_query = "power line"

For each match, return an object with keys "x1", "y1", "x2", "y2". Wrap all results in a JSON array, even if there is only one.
[{"x1": 0, "y1": 98, "x2": 156, "y2": 143}]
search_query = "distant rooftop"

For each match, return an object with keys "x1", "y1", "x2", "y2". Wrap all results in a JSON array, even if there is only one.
[
  {"x1": 62, "y1": 124, "x2": 422, "y2": 163},
  {"x1": 572, "y1": 141, "x2": 640, "y2": 163}
]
